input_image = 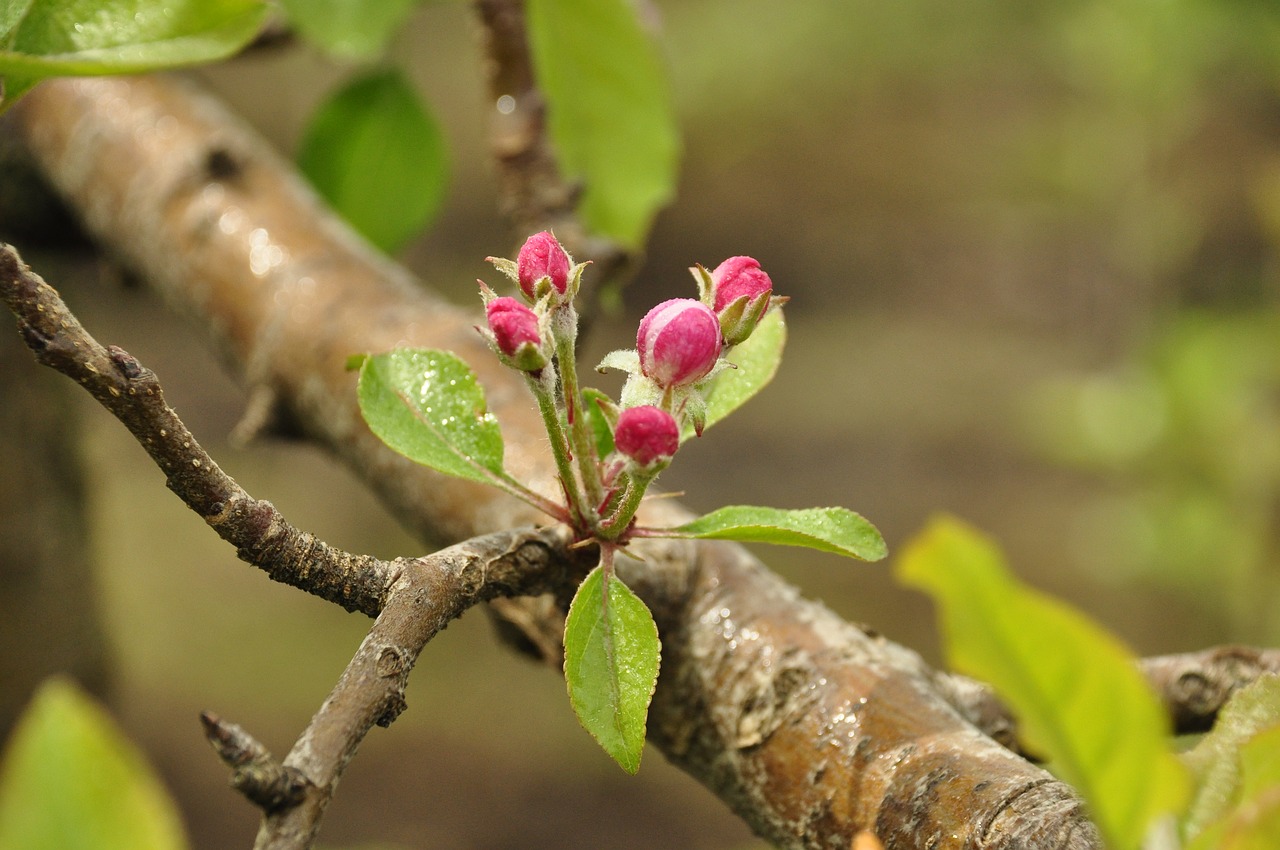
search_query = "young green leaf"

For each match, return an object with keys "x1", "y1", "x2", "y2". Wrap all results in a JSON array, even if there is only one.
[
  {"x1": 525, "y1": 0, "x2": 679, "y2": 247},
  {"x1": 1183, "y1": 675, "x2": 1280, "y2": 839},
  {"x1": 0, "y1": 677, "x2": 188, "y2": 850},
  {"x1": 281, "y1": 0, "x2": 418, "y2": 59},
  {"x1": 0, "y1": 0, "x2": 267, "y2": 107},
  {"x1": 666, "y1": 505, "x2": 886, "y2": 561},
  {"x1": 563, "y1": 566, "x2": 661, "y2": 774},
  {"x1": 1187, "y1": 720, "x2": 1280, "y2": 850},
  {"x1": 297, "y1": 68, "x2": 447, "y2": 254},
  {"x1": 356, "y1": 348, "x2": 506, "y2": 486},
  {"x1": 896, "y1": 516, "x2": 1189, "y2": 850},
  {"x1": 682, "y1": 309, "x2": 786, "y2": 441}
]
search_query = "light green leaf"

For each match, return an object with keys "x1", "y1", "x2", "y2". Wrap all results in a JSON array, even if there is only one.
[
  {"x1": 1188, "y1": 721, "x2": 1280, "y2": 850},
  {"x1": 356, "y1": 348, "x2": 506, "y2": 486},
  {"x1": 1, "y1": 1, "x2": 33, "y2": 43},
  {"x1": 526, "y1": 0, "x2": 679, "y2": 247},
  {"x1": 282, "y1": 0, "x2": 418, "y2": 59},
  {"x1": 0, "y1": 0, "x2": 267, "y2": 106},
  {"x1": 1183, "y1": 675, "x2": 1280, "y2": 838},
  {"x1": 297, "y1": 68, "x2": 448, "y2": 254},
  {"x1": 0, "y1": 677, "x2": 188, "y2": 850},
  {"x1": 563, "y1": 566, "x2": 660, "y2": 774},
  {"x1": 896, "y1": 516, "x2": 1189, "y2": 850},
  {"x1": 683, "y1": 308, "x2": 786, "y2": 441},
  {"x1": 668, "y1": 505, "x2": 886, "y2": 561}
]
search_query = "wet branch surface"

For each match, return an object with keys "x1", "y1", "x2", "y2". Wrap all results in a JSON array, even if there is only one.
[{"x1": 5, "y1": 71, "x2": 1277, "y2": 850}]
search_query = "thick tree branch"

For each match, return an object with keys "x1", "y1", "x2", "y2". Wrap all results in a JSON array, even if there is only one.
[
  {"x1": 17, "y1": 73, "x2": 1273, "y2": 848},
  {"x1": 7, "y1": 71, "x2": 1099, "y2": 850}
]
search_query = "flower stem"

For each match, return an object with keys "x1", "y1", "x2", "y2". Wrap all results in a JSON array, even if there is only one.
[
  {"x1": 597, "y1": 471, "x2": 655, "y2": 541},
  {"x1": 525, "y1": 367, "x2": 587, "y2": 526},
  {"x1": 552, "y1": 306, "x2": 605, "y2": 521}
]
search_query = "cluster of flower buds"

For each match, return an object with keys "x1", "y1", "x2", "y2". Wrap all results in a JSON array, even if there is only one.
[{"x1": 479, "y1": 231, "x2": 779, "y2": 535}]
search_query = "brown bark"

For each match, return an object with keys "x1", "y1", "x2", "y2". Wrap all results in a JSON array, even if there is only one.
[{"x1": 10, "y1": 74, "x2": 1099, "y2": 849}]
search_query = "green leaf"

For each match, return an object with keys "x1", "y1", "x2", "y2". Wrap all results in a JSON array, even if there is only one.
[
  {"x1": 356, "y1": 348, "x2": 506, "y2": 486},
  {"x1": 1188, "y1": 720, "x2": 1280, "y2": 850},
  {"x1": 282, "y1": 0, "x2": 418, "y2": 59},
  {"x1": 1183, "y1": 675, "x2": 1280, "y2": 838},
  {"x1": 0, "y1": 0, "x2": 267, "y2": 106},
  {"x1": 0, "y1": 677, "x2": 188, "y2": 850},
  {"x1": 683, "y1": 308, "x2": 786, "y2": 441},
  {"x1": 563, "y1": 566, "x2": 661, "y2": 774},
  {"x1": 668, "y1": 505, "x2": 886, "y2": 561},
  {"x1": 1, "y1": 1, "x2": 34, "y2": 44},
  {"x1": 525, "y1": 0, "x2": 679, "y2": 247},
  {"x1": 297, "y1": 68, "x2": 448, "y2": 254},
  {"x1": 896, "y1": 516, "x2": 1189, "y2": 850}
]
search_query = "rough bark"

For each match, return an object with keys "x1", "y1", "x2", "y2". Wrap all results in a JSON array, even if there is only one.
[{"x1": 11, "y1": 74, "x2": 1100, "y2": 849}]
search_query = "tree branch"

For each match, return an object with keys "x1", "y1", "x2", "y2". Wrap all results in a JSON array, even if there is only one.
[
  {"x1": 11, "y1": 73, "x2": 1267, "y2": 849},
  {"x1": 6, "y1": 71, "x2": 1095, "y2": 850}
]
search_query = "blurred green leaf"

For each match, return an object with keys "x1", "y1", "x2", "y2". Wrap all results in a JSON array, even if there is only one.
[
  {"x1": 297, "y1": 68, "x2": 448, "y2": 254},
  {"x1": 683, "y1": 308, "x2": 786, "y2": 441},
  {"x1": 1188, "y1": 721, "x2": 1280, "y2": 850},
  {"x1": 282, "y1": 0, "x2": 418, "y2": 59},
  {"x1": 0, "y1": 0, "x2": 267, "y2": 107},
  {"x1": 896, "y1": 516, "x2": 1189, "y2": 850},
  {"x1": 356, "y1": 348, "x2": 506, "y2": 485},
  {"x1": 526, "y1": 0, "x2": 679, "y2": 247},
  {"x1": 669, "y1": 505, "x2": 886, "y2": 561},
  {"x1": 563, "y1": 566, "x2": 660, "y2": 774},
  {"x1": 1183, "y1": 675, "x2": 1280, "y2": 838},
  {"x1": 0, "y1": 677, "x2": 188, "y2": 850}
]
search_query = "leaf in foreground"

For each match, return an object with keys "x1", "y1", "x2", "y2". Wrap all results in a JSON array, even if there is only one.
[
  {"x1": 0, "y1": 677, "x2": 188, "y2": 850},
  {"x1": 896, "y1": 515, "x2": 1188, "y2": 850},
  {"x1": 563, "y1": 566, "x2": 661, "y2": 774},
  {"x1": 1183, "y1": 675, "x2": 1280, "y2": 838},
  {"x1": 0, "y1": 0, "x2": 267, "y2": 107},
  {"x1": 356, "y1": 348, "x2": 506, "y2": 486},
  {"x1": 668, "y1": 505, "x2": 886, "y2": 562},
  {"x1": 297, "y1": 68, "x2": 448, "y2": 254}
]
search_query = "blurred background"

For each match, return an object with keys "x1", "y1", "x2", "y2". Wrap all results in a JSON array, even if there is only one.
[{"x1": 4, "y1": 0, "x2": 1280, "y2": 847}]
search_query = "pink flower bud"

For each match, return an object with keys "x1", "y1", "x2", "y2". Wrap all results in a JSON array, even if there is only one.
[
  {"x1": 711, "y1": 256, "x2": 772, "y2": 311},
  {"x1": 637, "y1": 298, "x2": 722, "y2": 388},
  {"x1": 486, "y1": 297, "x2": 546, "y2": 371},
  {"x1": 711, "y1": 256, "x2": 773, "y2": 345},
  {"x1": 516, "y1": 231, "x2": 571, "y2": 299},
  {"x1": 613, "y1": 405, "x2": 679, "y2": 467}
]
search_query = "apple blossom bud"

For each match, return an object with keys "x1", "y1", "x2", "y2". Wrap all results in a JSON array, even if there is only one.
[
  {"x1": 637, "y1": 298, "x2": 722, "y2": 388},
  {"x1": 486, "y1": 297, "x2": 547, "y2": 371},
  {"x1": 711, "y1": 256, "x2": 772, "y2": 345},
  {"x1": 516, "y1": 231, "x2": 571, "y2": 300},
  {"x1": 613, "y1": 405, "x2": 679, "y2": 468}
]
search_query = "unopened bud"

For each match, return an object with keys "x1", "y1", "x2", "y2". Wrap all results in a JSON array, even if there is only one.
[
  {"x1": 614, "y1": 405, "x2": 679, "y2": 468},
  {"x1": 711, "y1": 256, "x2": 773, "y2": 345},
  {"x1": 516, "y1": 231, "x2": 571, "y2": 300},
  {"x1": 486, "y1": 297, "x2": 547, "y2": 371},
  {"x1": 637, "y1": 298, "x2": 722, "y2": 388}
]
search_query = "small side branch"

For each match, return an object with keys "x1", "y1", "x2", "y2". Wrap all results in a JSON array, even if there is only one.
[
  {"x1": 201, "y1": 711, "x2": 310, "y2": 814},
  {"x1": 0, "y1": 242, "x2": 393, "y2": 615}
]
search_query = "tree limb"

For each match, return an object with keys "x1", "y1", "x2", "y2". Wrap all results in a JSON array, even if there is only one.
[{"x1": 5, "y1": 70, "x2": 1103, "y2": 850}]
